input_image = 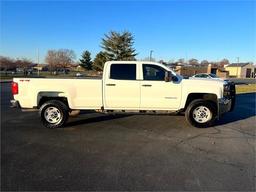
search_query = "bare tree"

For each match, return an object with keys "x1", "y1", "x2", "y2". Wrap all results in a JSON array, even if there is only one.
[
  {"x1": 219, "y1": 58, "x2": 229, "y2": 68},
  {"x1": 0, "y1": 56, "x2": 16, "y2": 72},
  {"x1": 57, "y1": 49, "x2": 76, "y2": 67},
  {"x1": 45, "y1": 49, "x2": 76, "y2": 71},
  {"x1": 201, "y1": 60, "x2": 209, "y2": 66},
  {"x1": 45, "y1": 50, "x2": 58, "y2": 71},
  {"x1": 15, "y1": 58, "x2": 33, "y2": 76},
  {"x1": 15, "y1": 58, "x2": 33, "y2": 69},
  {"x1": 176, "y1": 58, "x2": 185, "y2": 65},
  {"x1": 188, "y1": 58, "x2": 199, "y2": 66}
]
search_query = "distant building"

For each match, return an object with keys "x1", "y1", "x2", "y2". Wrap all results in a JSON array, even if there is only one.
[
  {"x1": 33, "y1": 64, "x2": 49, "y2": 71},
  {"x1": 207, "y1": 64, "x2": 229, "y2": 79},
  {"x1": 225, "y1": 63, "x2": 256, "y2": 78},
  {"x1": 175, "y1": 65, "x2": 207, "y2": 78},
  {"x1": 175, "y1": 64, "x2": 229, "y2": 79}
]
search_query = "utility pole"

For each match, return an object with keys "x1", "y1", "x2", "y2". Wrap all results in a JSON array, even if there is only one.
[
  {"x1": 149, "y1": 50, "x2": 153, "y2": 61},
  {"x1": 37, "y1": 48, "x2": 40, "y2": 76},
  {"x1": 236, "y1": 57, "x2": 239, "y2": 78}
]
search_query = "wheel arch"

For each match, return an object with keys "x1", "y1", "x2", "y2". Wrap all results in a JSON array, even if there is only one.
[
  {"x1": 183, "y1": 93, "x2": 218, "y2": 111},
  {"x1": 37, "y1": 92, "x2": 70, "y2": 109}
]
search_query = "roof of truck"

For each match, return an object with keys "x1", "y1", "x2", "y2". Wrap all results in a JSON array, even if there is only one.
[{"x1": 106, "y1": 61, "x2": 160, "y2": 64}]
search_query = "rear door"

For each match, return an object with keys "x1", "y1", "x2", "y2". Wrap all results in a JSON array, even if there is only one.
[{"x1": 104, "y1": 63, "x2": 140, "y2": 109}]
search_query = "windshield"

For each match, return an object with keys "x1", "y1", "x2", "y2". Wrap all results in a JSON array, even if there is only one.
[{"x1": 209, "y1": 73, "x2": 219, "y2": 78}]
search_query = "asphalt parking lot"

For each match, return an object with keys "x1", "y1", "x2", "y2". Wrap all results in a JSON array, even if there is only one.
[{"x1": 1, "y1": 82, "x2": 255, "y2": 191}]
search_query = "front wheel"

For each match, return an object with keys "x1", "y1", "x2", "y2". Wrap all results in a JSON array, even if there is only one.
[
  {"x1": 39, "y1": 100, "x2": 69, "y2": 129},
  {"x1": 185, "y1": 99, "x2": 217, "y2": 128}
]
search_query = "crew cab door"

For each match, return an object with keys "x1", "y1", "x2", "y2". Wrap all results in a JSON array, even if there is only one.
[
  {"x1": 140, "y1": 64, "x2": 181, "y2": 110},
  {"x1": 104, "y1": 63, "x2": 140, "y2": 109}
]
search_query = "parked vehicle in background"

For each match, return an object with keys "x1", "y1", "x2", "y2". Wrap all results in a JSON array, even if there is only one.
[
  {"x1": 11, "y1": 61, "x2": 236, "y2": 129},
  {"x1": 191, "y1": 73, "x2": 224, "y2": 80},
  {"x1": 75, "y1": 72, "x2": 84, "y2": 77}
]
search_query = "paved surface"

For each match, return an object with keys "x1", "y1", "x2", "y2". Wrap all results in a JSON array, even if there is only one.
[{"x1": 1, "y1": 82, "x2": 255, "y2": 191}]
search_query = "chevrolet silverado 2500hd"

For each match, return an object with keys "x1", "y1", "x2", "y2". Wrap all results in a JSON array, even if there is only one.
[{"x1": 11, "y1": 61, "x2": 236, "y2": 128}]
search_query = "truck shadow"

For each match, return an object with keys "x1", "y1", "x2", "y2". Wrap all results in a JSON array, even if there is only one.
[
  {"x1": 66, "y1": 92, "x2": 256, "y2": 128},
  {"x1": 215, "y1": 92, "x2": 256, "y2": 126},
  {"x1": 66, "y1": 114, "x2": 130, "y2": 127}
]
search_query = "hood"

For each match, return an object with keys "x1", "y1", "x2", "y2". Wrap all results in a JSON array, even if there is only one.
[{"x1": 182, "y1": 78, "x2": 226, "y2": 87}]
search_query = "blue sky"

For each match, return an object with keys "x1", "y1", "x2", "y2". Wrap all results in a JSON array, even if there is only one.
[{"x1": 1, "y1": 0, "x2": 255, "y2": 63}]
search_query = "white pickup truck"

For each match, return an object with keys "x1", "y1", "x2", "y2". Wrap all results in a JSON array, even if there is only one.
[{"x1": 11, "y1": 61, "x2": 236, "y2": 128}]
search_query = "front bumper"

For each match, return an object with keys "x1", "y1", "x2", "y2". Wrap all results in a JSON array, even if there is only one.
[
  {"x1": 218, "y1": 81, "x2": 236, "y2": 117},
  {"x1": 218, "y1": 98, "x2": 232, "y2": 116}
]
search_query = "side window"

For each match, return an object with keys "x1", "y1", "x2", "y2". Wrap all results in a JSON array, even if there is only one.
[
  {"x1": 201, "y1": 74, "x2": 208, "y2": 78},
  {"x1": 110, "y1": 64, "x2": 136, "y2": 80},
  {"x1": 143, "y1": 64, "x2": 166, "y2": 81}
]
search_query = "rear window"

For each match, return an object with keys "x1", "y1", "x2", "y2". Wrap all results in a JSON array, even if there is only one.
[{"x1": 110, "y1": 64, "x2": 136, "y2": 80}]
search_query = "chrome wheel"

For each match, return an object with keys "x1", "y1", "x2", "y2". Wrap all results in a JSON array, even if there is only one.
[
  {"x1": 192, "y1": 106, "x2": 212, "y2": 123},
  {"x1": 44, "y1": 106, "x2": 62, "y2": 124}
]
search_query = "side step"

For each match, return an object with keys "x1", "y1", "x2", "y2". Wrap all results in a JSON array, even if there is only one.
[{"x1": 103, "y1": 109, "x2": 182, "y2": 115}]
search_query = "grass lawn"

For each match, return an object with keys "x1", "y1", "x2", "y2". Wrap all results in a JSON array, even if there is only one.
[{"x1": 236, "y1": 84, "x2": 256, "y2": 94}]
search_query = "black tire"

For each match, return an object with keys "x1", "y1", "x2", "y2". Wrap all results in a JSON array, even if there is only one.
[
  {"x1": 39, "y1": 100, "x2": 69, "y2": 129},
  {"x1": 185, "y1": 99, "x2": 217, "y2": 128}
]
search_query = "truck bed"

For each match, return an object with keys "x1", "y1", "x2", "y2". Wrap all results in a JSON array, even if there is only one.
[{"x1": 13, "y1": 78, "x2": 103, "y2": 109}]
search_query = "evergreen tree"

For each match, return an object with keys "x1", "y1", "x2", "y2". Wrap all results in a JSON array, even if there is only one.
[
  {"x1": 101, "y1": 31, "x2": 137, "y2": 61},
  {"x1": 93, "y1": 51, "x2": 107, "y2": 71},
  {"x1": 79, "y1": 50, "x2": 92, "y2": 70}
]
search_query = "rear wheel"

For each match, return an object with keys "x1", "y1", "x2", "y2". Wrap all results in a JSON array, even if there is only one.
[
  {"x1": 185, "y1": 99, "x2": 217, "y2": 128},
  {"x1": 39, "y1": 100, "x2": 69, "y2": 128}
]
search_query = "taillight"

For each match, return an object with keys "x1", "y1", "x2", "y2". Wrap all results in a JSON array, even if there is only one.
[{"x1": 12, "y1": 82, "x2": 18, "y2": 95}]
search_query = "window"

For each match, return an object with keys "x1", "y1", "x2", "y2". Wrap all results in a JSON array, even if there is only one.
[
  {"x1": 201, "y1": 74, "x2": 209, "y2": 78},
  {"x1": 195, "y1": 74, "x2": 208, "y2": 78},
  {"x1": 110, "y1": 64, "x2": 136, "y2": 80},
  {"x1": 143, "y1": 64, "x2": 166, "y2": 81},
  {"x1": 209, "y1": 73, "x2": 218, "y2": 78}
]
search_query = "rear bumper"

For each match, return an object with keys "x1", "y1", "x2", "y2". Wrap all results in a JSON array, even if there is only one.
[
  {"x1": 10, "y1": 100, "x2": 21, "y2": 108},
  {"x1": 10, "y1": 100, "x2": 37, "y2": 111}
]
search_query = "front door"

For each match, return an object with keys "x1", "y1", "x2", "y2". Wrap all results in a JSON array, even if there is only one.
[
  {"x1": 140, "y1": 64, "x2": 182, "y2": 110},
  {"x1": 104, "y1": 63, "x2": 140, "y2": 109}
]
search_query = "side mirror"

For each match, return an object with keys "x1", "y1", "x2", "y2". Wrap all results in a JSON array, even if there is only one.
[
  {"x1": 165, "y1": 71, "x2": 178, "y2": 82},
  {"x1": 172, "y1": 76, "x2": 178, "y2": 82}
]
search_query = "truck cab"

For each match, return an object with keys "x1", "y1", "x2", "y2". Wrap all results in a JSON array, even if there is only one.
[{"x1": 103, "y1": 61, "x2": 182, "y2": 110}]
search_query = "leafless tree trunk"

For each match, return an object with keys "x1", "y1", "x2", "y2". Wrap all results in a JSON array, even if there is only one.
[{"x1": 45, "y1": 49, "x2": 76, "y2": 73}]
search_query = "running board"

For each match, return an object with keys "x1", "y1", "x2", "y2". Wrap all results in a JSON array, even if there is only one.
[{"x1": 102, "y1": 109, "x2": 181, "y2": 115}]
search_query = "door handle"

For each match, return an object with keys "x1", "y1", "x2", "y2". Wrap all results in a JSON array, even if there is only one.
[
  {"x1": 106, "y1": 83, "x2": 116, "y2": 86},
  {"x1": 142, "y1": 84, "x2": 152, "y2": 87}
]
